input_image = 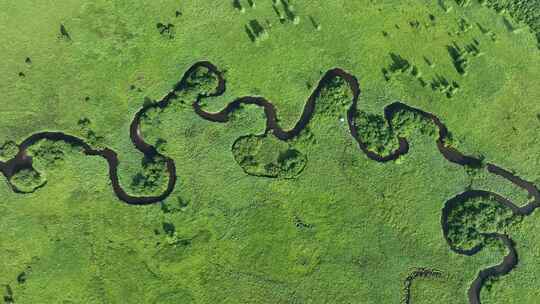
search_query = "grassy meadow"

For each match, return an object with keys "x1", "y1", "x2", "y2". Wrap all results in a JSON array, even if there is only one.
[{"x1": 1, "y1": 0, "x2": 539, "y2": 303}]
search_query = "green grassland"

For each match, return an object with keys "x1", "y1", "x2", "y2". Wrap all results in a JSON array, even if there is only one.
[{"x1": 1, "y1": 0, "x2": 539, "y2": 303}]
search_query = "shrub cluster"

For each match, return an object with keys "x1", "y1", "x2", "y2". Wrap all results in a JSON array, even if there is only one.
[
  {"x1": 77, "y1": 117, "x2": 104, "y2": 147},
  {"x1": 447, "y1": 40, "x2": 481, "y2": 76},
  {"x1": 130, "y1": 156, "x2": 169, "y2": 195},
  {"x1": 382, "y1": 53, "x2": 462, "y2": 98},
  {"x1": 316, "y1": 76, "x2": 353, "y2": 117},
  {"x1": 391, "y1": 109, "x2": 437, "y2": 138},
  {"x1": 232, "y1": 134, "x2": 306, "y2": 178},
  {"x1": 354, "y1": 107, "x2": 438, "y2": 156},
  {"x1": 179, "y1": 66, "x2": 219, "y2": 97},
  {"x1": 353, "y1": 111, "x2": 400, "y2": 157},
  {"x1": 446, "y1": 196, "x2": 520, "y2": 252},
  {"x1": 383, "y1": 53, "x2": 428, "y2": 89}
]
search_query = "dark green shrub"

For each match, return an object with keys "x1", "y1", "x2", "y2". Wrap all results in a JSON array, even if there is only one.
[
  {"x1": 245, "y1": 19, "x2": 269, "y2": 43},
  {"x1": 59, "y1": 24, "x2": 71, "y2": 41},
  {"x1": 388, "y1": 53, "x2": 411, "y2": 74},
  {"x1": 162, "y1": 222, "x2": 176, "y2": 236},
  {"x1": 3, "y1": 285, "x2": 14, "y2": 304},
  {"x1": 156, "y1": 22, "x2": 175, "y2": 39},
  {"x1": 233, "y1": 0, "x2": 244, "y2": 12}
]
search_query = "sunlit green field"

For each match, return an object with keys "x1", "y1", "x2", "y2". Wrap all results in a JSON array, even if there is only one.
[{"x1": 1, "y1": 1, "x2": 539, "y2": 303}]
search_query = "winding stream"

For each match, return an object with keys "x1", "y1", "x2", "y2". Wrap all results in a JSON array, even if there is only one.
[{"x1": 1, "y1": 61, "x2": 538, "y2": 304}]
